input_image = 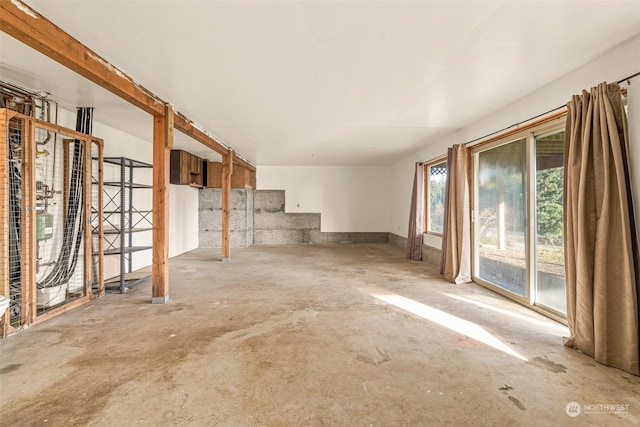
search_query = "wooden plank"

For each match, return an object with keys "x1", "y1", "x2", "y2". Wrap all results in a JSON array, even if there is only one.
[
  {"x1": 221, "y1": 150, "x2": 232, "y2": 261},
  {"x1": 93, "y1": 138, "x2": 105, "y2": 296},
  {"x1": 205, "y1": 161, "x2": 223, "y2": 188},
  {"x1": 30, "y1": 296, "x2": 90, "y2": 326},
  {"x1": 0, "y1": 0, "x2": 165, "y2": 116},
  {"x1": 231, "y1": 164, "x2": 247, "y2": 188},
  {"x1": 83, "y1": 138, "x2": 92, "y2": 296},
  {"x1": 151, "y1": 104, "x2": 173, "y2": 303},
  {"x1": 0, "y1": 110, "x2": 9, "y2": 336},
  {"x1": 1, "y1": 2, "x2": 256, "y2": 174},
  {"x1": 0, "y1": 2, "x2": 256, "y2": 172},
  {"x1": 22, "y1": 117, "x2": 36, "y2": 324}
]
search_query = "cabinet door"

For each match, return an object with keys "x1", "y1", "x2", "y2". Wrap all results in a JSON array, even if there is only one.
[
  {"x1": 170, "y1": 150, "x2": 191, "y2": 185},
  {"x1": 190, "y1": 154, "x2": 203, "y2": 185}
]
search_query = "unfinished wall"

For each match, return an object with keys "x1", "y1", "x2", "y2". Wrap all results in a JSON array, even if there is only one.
[
  {"x1": 389, "y1": 34, "x2": 640, "y2": 250},
  {"x1": 253, "y1": 190, "x2": 321, "y2": 244},
  {"x1": 257, "y1": 166, "x2": 389, "y2": 233},
  {"x1": 199, "y1": 189, "x2": 254, "y2": 248}
]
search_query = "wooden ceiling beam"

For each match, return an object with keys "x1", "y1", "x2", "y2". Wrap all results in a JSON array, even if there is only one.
[
  {"x1": 0, "y1": 0, "x2": 165, "y2": 116},
  {"x1": 0, "y1": 0, "x2": 256, "y2": 171}
]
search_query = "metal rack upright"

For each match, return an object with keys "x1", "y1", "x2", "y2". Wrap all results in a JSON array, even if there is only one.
[{"x1": 99, "y1": 157, "x2": 153, "y2": 293}]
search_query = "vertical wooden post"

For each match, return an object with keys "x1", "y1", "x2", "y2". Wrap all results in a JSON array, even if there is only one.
[
  {"x1": 83, "y1": 137, "x2": 92, "y2": 296},
  {"x1": 152, "y1": 104, "x2": 173, "y2": 304},
  {"x1": 221, "y1": 149, "x2": 233, "y2": 261},
  {"x1": 95, "y1": 139, "x2": 105, "y2": 296},
  {"x1": 22, "y1": 118, "x2": 36, "y2": 323},
  {"x1": 0, "y1": 110, "x2": 9, "y2": 335}
]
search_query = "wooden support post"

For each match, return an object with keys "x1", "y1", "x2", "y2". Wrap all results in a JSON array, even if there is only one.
[
  {"x1": 152, "y1": 104, "x2": 173, "y2": 304},
  {"x1": 22, "y1": 117, "x2": 36, "y2": 324},
  {"x1": 221, "y1": 149, "x2": 233, "y2": 261},
  {"x1": 0, "y1": 110, "x2": 9, "y2": 336},
  {"x1": 83, "y1": 138, "x2": 92, "y2": 296},
  {"x1": 94, "y1": 138, "x2": 105, "y2": 296}
]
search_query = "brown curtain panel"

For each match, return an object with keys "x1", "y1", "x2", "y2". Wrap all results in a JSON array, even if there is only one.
[
  {"x1": 564, "y1": 82, "x2": 640, "y2": 375},
  {"x1": 440, "y1": 145, "x2": 472, "y2": 284},
  {"x1": 407, "y1": 162, "x2": 424, "y2": 261}
]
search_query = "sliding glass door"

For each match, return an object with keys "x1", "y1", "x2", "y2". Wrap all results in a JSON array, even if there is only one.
[
  {"x1": 473, "y1": 123, "x2": 566, "y2": 318},
  {"x1": 534, "y1": 129, "x2": 566, "y2": 313},
  {"x1": 476, "y1": 139, "x2": 527, "y2": 297}
]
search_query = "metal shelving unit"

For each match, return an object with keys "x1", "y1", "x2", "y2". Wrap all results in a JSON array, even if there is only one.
[{"x1": 97, "y1": 157, "x2": 152, "y2": 293}]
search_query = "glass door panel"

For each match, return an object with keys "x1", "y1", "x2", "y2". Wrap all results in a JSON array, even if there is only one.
[
  {"x1": 534, "y1": 130, "x2": 566, "y2": 313},
  {"x1": 477, "y1": 139, "x2": 527, "y2": 297}
]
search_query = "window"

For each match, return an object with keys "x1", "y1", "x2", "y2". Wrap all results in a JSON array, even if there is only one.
[
  {"x1": 472, "y1": 119, "x2": 567, "y2": 320},
  {"x1": 425, "y1": 159, "x2": 447, "y2": 235}
]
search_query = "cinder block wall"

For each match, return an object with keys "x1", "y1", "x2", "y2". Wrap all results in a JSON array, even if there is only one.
[
  {"x1": 198, "y1": 189, "x2": 389, "y2": 247},
  {"x1": 253, "y1": 190, "x2": 321, "y2": 244},
  {"x1": 198, "y1": 189, "x2": 254, "y2": 248}
]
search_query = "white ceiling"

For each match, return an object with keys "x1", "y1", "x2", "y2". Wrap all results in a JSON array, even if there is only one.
[{"x1": 1, "y1": 1, "x2": 639, "y2": 166}]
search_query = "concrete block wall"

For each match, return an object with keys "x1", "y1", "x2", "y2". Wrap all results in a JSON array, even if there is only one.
[
  {"x1": 199, "y1": 188, "x2": 394, "y2": 247},
  {"x1": 253, "y1": 190, "x2": 321, "y2": 244},
  {"x1": 199, "y1": 189, "x2": 254, "y2": 248}
]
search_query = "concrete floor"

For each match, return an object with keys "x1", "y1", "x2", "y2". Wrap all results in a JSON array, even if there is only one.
[{"x1": 1, "y1": 244, "x2": 638, "y2": 426}]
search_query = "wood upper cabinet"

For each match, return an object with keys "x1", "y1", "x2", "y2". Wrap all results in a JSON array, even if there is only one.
[
  {"x1": 204, "y1": 161, "x2": 256, "y2": 189},
  {"x1": 170, "y1": 150, "x2": 203, "y2": 186}
]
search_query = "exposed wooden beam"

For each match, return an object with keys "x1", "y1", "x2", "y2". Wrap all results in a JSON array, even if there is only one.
[
  {"x1": 0, "y1": 0, "x2": 165, "y2": 116},
  {"x1": 1, "y1": 0, "x2": 257, "y2": 172},
  {"x1": 174, "y1": 112, "x2": 255, "y2": 171},
  {"x1": 221, "y1": 149, "x2": 232, "y2": 261},
  {"x1": 152, "y1": 104, "x2": 173, "y2": 303},
  {"x1": 0, "y1": 110, "x2": 10, "y2": 335},
  {"x1": 22, "y1": 117, "x2": 36, "y2": 324}
]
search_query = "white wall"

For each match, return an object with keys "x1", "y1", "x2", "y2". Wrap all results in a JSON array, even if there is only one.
[
  {"x1": 258, "y1": 166, "x2": 389, "y2": 233},
  {"x1": 57, "y1": 108, "x2": 200, "y2": 276},
  {"x1": 389, "y1": 34, "x2": 640, "y2": 248}
]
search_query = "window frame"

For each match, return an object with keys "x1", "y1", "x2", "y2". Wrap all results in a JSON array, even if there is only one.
[
  {"x1": 470, "y1": 117, "x2": 568, "y2": 324},
  {"x1": 423, "y1": 156, "x2": 448, "y2": 237}
]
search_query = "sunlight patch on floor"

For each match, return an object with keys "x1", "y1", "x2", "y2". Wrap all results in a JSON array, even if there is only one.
[
  {"x1": 372, "y1": 293, "x2": 528, "y2": 361},
  {"x1": 445, "y1": 293, "x2": 569, "y2": 336}
]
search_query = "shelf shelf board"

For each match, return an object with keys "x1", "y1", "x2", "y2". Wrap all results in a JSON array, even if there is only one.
[
  {"x1": 103, "y1": 210, "x2": 152, "y2": 215},
  {"x1": 103, "y1": 182, "x2": 153, "y2": 189},
  {"x1": 102, "y1": 157, "x2": 153, "y2": 168},
  {"x1": 97, "y1": 227, "x2": 153, "y2": 235},
  {"x1": 99, "y1": 246, "x2": 152, "y2": 256}
]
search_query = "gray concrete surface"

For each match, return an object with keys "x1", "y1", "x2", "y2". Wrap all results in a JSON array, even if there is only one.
[
  {"x1": 2, "y1": 244, "x2": 637, "y2": 426},
  {"x1": 199, "y1": 189, "x2": 254, "y2": 248}
]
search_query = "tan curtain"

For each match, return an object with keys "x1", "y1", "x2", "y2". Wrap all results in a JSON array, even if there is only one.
[
  {"x1": 440, "y1": 145, "x2": 472, "y2": 284},
  {"x1": 407, "y1": 162, "x2": 424, "y2": 261},
  {"x1": 564, "y1": 81, "x2": 640, "y2": 376}
]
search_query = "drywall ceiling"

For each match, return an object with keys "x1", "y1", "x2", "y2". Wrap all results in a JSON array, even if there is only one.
[{"x1": 1, "y1": 1, "x2": 639, "y2": 166}]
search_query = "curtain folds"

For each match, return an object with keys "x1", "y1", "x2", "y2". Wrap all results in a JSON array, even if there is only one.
[
  {"x1": 564, "y1": 81, "x2": 640, "y2": 376},
  {"x1": 440, "y1": 145, "x2": 472, "y2": 284},
  {"x1": 407, "y1": 162, "x2": 424, "y2": 261}
]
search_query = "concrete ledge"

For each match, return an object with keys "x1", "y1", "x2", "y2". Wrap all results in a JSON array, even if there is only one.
[
  {"x1": 387, "y1": 233, "x2": 407, "y2": 251},
  {"x1": 387, "y1": 233, "x2": 441, "y2": 269},
  {"x1": 254, "y1": 211, "x2": 321, "y2": 230},
  {"x1": 422, "y1": 244, "x2": 442, "y2": 269},
  {"x1": 309, "y1": 231, "x2": 388, "y2": 244}
]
